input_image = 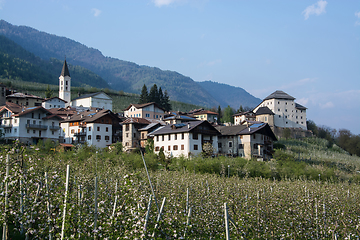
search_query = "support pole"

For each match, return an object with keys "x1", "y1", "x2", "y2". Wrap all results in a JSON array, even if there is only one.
[{"x1": 61, "y1": 165, "x2": 70, "y2": 240}]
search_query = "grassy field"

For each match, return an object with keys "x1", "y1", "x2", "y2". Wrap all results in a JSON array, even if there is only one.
[{"x1": 1, "y1": 137, "x2": 360, "y2": 239}]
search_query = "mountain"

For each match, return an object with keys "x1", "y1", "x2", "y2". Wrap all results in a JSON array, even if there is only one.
[
  {"x1": 0, "y1": 35, "x2": 110, "y2": 88},
  {"x1": 197, "y1": 81, "x2": 262, "y2": 109},
  {"x1": 0, "y1": 20, "x2": 260, "y2": 109}
]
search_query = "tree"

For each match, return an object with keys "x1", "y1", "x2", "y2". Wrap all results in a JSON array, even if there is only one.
[
  {"x1": 217, "y1": 105, "x2": 222, "y2": 124},
  {"x1": 237, "y1": 105, "x2": 244, "y2": 113},
  {"x1": 139, "y1": 84, "x2": 148, "y2": 104},
  {"x1": 222, "y1": 105, "x2": 234, "y2": 124},
  {"x1": 161, "y1": 90, "x2": 171, "y2": 112},
  {"x1": 45, "y1": 84, "x2": 53, "y2": 98},
  {"x1": 158, "y1": 87, "x2": 164, "y2": 106},
  {"x1": 148, "y1": 84, "x2": 159, "y2": 103}
]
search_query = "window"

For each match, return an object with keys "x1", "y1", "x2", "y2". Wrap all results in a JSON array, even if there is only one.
[
  {"x1": 71, "y1": 129, "x2": 75, "y2": 134},
  {"x1": 218, "y1": 142, "x2": 222, "y2": 148},
  {"x1": 168, "y1": 134, "x2": 171, "y2": 141},
  {"x1": 126, "y1": 133, "x2": 129, "y2": 137},
  {"x1": 32, "y1": 113, "x2": 34, "y2": 118},
  {"x1": 253, "y1": 134, "x2": 256, "y2": 139},
  {"x1": 162, "y1": 135, "x2": 164, "y2": 141},
  {"x1": 27, "y1": 130, "x2": 29, "y2": 134},
  {"x1": 97, "y1": 127, "x2": 100, "y2": 131},
  {"x1": 106, "y1": 127, "x2": 109, "y2": 132},
  {"x1": 14, "y1": 128, "x2": 17, "y2": 133},
  {"x1": 89, "y1": 127, "x2": 92, "y2": 131},
  {"x1": 182, "y1": 133, "x2": 184, "y2": 139},
  {"x1": 278, "y1": 109, "x2": 280, "y2": 111},
  {"x1": 168, "y1": 146, "x2": 171, "y2": 151},
  {"x1": 125, "y1": 125, "x2": 129, "y2": 131},
  {"x1": 193, "y1": 133, "x2": 198, "y2": 140},
  {"x1": 105, "y1": 136, "x2": 110, "y2": 141},
  {"x1": 156, "y1": 136, "x2": 159, "y2": 142},
  {"x1": 181, "y1": 145, "x2": 184, "y2": 150},
  {"x1": 239, "y1": 144, "x2": 243, "y2": 149},
  {"x1": 96, "y1": 135, "x2": 101, "y2": 140},
  {"x1": 133, "y1": 133, "x2": 136, "y2": 137},
  {"x1": 14, "y1": 119, "x2": 17, "y2": 123},
  {"x1": 228, "y1": 141, "x2": 233, "y2": 148},
  {"x1": 142, "y1": 133, "x2": 145, "y2": 139},
  {"x1": 174, "y1": 134, "x2": 177, "y2": 140},
  {"x1": 155, "y1": 146, "x2": 160, "y2": 151},
  {"x1": 33, "y1": 130, "x2": 36, "y2": 134},
  {"x1": 173, "y1": 145, "x2": 178, "y2": 150},
  {"x1": 88, "y1": 135, "x2": 91, "y2": 140},
  {"x1": 194, "y1": 145, "x2": 198, "y2": 150}
]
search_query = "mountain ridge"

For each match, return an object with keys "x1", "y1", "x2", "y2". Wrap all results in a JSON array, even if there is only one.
[{"x1": 0, "y1": 19, "x2": 261, "y2": 109}]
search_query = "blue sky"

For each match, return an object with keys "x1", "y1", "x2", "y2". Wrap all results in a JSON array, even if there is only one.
[{"x1": 1, "y1": 0, "x2": 360, "y2": 134}]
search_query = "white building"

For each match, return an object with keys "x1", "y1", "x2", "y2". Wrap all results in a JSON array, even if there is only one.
[
  {"x1": 253, "y1": 90, "x2": 307, "y2": 130},
  {"x1": 71, "y1": 92, "x2": 113, "y2": 111},
  {"x1": 0, "y1": 103, "x2": 63, "y2": 144},
  {"x1": 61, "y1": 109, "x2": 120, "y2": 148},
  {"x1": 149, "y1": 120, "x2": 220, "y2": 158},
  {"x1": 123, "y1": 102, "x2": 165, "y2": 119},
  {"x1": 42, "y1": 97, "x2": 67, "y2": 109}
]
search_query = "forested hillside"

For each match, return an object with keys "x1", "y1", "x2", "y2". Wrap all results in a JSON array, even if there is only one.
[{"x1": 0, "y1": 35, "x2": 110, "y2": 88}]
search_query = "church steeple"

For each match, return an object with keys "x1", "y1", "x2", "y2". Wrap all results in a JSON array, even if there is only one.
[
  {"x1": 60, "y1": 59, "x2": 70, "y2": 77},
  {"x1": 59, "y1": 59, "x2": 71, "y2": 106}
]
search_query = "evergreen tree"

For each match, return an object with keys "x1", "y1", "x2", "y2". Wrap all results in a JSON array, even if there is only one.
[
  {"x1": 139, "y1": 84, "x2": 148, "y2": 104},
  {"x1": 148, "y1": 84, "x2": 159, "y2": 103},
  {"x1": 158, "y1": 87, "x2": 164, "y2": 106},
  {"x1": 217, "y1": 105, "x2": 222, "y2": 124},
  {"x1": 45, "y1": 84, "x2": 53, "y2": 98},
  {"x1": 222, "y1": 105, "x2": 234, "y2": 123},
  {"x1": 162, "y1": 90, "x2": 172, "y2": 112}
]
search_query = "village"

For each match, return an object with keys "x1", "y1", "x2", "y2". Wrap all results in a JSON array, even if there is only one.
[{"x1": 0, "y1": 60, "x2": 311, "y2": 160}]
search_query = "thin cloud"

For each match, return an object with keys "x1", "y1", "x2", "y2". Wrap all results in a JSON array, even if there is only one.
[
  {"x1": 153, "y1": 0, "x2": 185, "y2": 7},
  {"x1": 0, "y1": 0, "x2": 5, "y2": 10},
  {"x1": 302, "y1": 0, "x2": 327, "y2": 20},
  {"x1": 91, "y1": 8, "x2": 102, "y2": 17},
  {"x1": 355, "y1": 11, "x2": 360, "y2": 26},
  {"x1": 280, "y1": 78, "x2": 316, "y2": 90}
]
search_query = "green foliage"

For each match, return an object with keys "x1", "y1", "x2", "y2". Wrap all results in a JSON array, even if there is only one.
[
  {"x1": 221, "y1": 105, "x2": 234, "y2": 123},
  {"x1": 139, "y1": 84, "x2": 148, "y2": 104}
]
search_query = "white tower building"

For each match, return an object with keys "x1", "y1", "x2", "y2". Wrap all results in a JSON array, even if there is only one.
[{"x1": 59, "y1": 60, "x2": 71, "y2": 106}]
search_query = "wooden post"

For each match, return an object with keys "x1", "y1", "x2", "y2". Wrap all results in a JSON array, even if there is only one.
[
  {"x1": 61, "y1": 165, "x2": 70, "y2": 240},
  {"x1": 2, "y1": 155, "x2": 10, "y2": 240},
  {"x1": 224, "y1": 203, "x2": 230, "y2": 240},
  {"x1": 94, "y1": 177, "x2": 98, "y2": 240},
  {"x1": 144, "y1": 195, "x2": 152, "y2": 231},
  {"x1": 140, "y1": 149, "x2": 160, "y2": 214}
]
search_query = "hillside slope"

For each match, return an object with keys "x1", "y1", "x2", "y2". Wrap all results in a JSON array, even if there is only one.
[
  {"x1": 0, "y1": 35, "x2": 110, "y2": 88},
  {"x1": 197, "y1": 80, "x2": 261, "y2": 109}
]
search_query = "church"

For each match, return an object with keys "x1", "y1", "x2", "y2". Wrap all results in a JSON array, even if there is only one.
[{"x1": 58, "y1": 60, "x2": 113, "y2": 111}]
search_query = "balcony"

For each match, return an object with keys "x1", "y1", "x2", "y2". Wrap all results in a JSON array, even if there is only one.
[
  {"x1": 26, "y1": 124, "x2": 48, "y2": 130},
  {"x1": 1, "y1": 123, "x2": 13, "y2": 128},
  {"x1": 74, "y1": 132, "x2": 86, "y2": 137},
  {"x1": 49, "y1": 125, "x2": 61, "y2": 130}
]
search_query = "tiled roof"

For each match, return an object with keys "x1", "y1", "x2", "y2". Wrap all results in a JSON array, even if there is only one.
[
  {"x1": 233, "y1": 111, "x2": 254, "y2": 117},
  {"x1": 295, "y1": 103, "x2": 307, "y2": 110},
  {"x1": 192, "y1": 110, "x2": 218, "y2": 115},
  {"x1": 71, "y1": 92, "x2": 106, "y2": 101},
  {"x1": 150, "y1": 120, "x2": 219, "y2": 135},
  {"x1": 42, "y1": 97, "x2": 67, "y2": 103},
  {"x1": 255, "y1": 107, "x2": 274, "y2": 115},
  {"x1": 62, "y1": 109, "x2": 118, "y2": 123},
  {"x1": 0, "y1": 102, "x2": 22, "y2": 114},
  {"x1": 7, "y1": 92, "x2": 43, "y2": 100},
  {"x1": 215, "y1": 125, "x2": 247, "y2": 135},
  {"x1": 122, "y1": 117, "x2": 152, "y2": 125},
  {"x1": 264, "y1": 90, "x2": 295, "y2": 101}
]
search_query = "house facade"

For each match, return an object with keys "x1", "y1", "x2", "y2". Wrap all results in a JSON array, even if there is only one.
[
  {"x1": 122, "y1": 117, "x2": 152, "y2": 151},
  {"x1": 71, "y1": 92, "x2": 113, "y2": 111},
  {"x1": 123, "y1": 102, "x2": 165, "y2": 120},
  {"x1": 253, "y1": 90, "x2": 307, "y2": 130},
  {"x1": 42, "y1": 97, "x2": 67, "y2": 109},
  {"x1": 0, "y1": 104, "x2": 62, "y2": 144},
  {"x1": 190, "y1": 110, "x2": 218, "y2": 123},
  {"x1": 61, "y1": 109, "x2": 120, "y2": 148},
  {"x1": 233, "y1": 111, "x2": 256, "y2": 125},
  {"x1": 216, "y1": 122, "x2": 277, "y2": 160},
  {"x1": 150, "y1": 120, "x2": 220, "y2": 158},
  {"x1": 6, "y1": 92, "x2": 44, "y2": 107}
]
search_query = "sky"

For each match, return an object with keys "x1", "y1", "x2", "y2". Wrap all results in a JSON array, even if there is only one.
[{"x1": 1, "y1": 0, "x2": 360, "y2": 134}]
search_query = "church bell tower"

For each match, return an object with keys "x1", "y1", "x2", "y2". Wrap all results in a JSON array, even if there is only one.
[{"x1": 59, "y1": 59, "x2": 71, "y2": 106}]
